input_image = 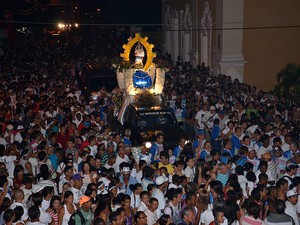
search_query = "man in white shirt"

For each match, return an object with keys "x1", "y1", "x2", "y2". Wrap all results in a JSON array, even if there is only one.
[
  {"x1": 282, "y1": 162, "x2": 298, "y2": 187},
  {"x1": 285, "y1": 188, "x2": 299, "y2": 225},
  {"x1": 70, "y1": 174, "x2": 84, "y2": 205},
  {"x1": 152, "y1": 176, "x2": 168, "y2": 215},
  {"x1": 255, "y1": 161, "x2": 274, "y2": 184},
  {"x1": 184, "y1": 157, "x2": 195, "y2": 182},
  {"x1": 10, "y1": 189, "x2": 29, "y2": 222},
  {"x1": 137, "y1": 191, "x2": 149, "y2": 212},
  {"x1": 257, "y1": 135, "x2": 272, "y2": 159},
  {"x1": 88, "y1": 135, "x2": 98, "y2": 156},
  {"x1": 26, "y1": 205, "x2": 48, "y2": 225},
  {"x1": 0, "y1": 145, "x2": 17, "y2": 178},
  {"x1": 200, "y1": 197, "x2": 228, "y2": 225},
  {"x1": 31, "y1": 193, "x2": 52, "y2": 225},
  {"x1": 144, "y1": 198, "x2": 159, "y2": 225},
  {"x1": 115, "y1": 145, "x2": 129, "y2": 173},
  {"x1": 194, "y1": 105, "x2": 207, "y2": 130},
  {"x1": 203, "y1": 106, "x2": 218, "y2": 129}
]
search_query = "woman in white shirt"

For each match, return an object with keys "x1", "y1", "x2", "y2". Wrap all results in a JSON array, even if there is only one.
[
  {"x1": 130, "y1": 183, "x2": 142, "y2": 212},
  {"x1": 58, "y1": 191, "x2": 77, "y2": 225}
]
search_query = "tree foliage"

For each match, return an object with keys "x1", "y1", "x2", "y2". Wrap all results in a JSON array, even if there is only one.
[{"x1": 274, "y1": 62, "x2": 300, "y2": 103}]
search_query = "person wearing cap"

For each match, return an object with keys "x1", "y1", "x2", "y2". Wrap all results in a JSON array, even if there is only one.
[
  {"x1": 107, "y1": 141, "x2": 115, "y2": 155},
  {"x1": 274, "y1": 146, "x2": 288, "y2": 172},
  {"x1": 282, "y1": 162, "x2": 299, "y2": 187},
  {"x1": 261, "y1": 152, "x2": 277, "y2": 184},
  {"x1": 285, "y1": 188, "x2": 299, "y2": 225},
  {"x1": 119, "y1": 163, "x2": 137, "y2": 195},
  {"x1": 70, "y1": 174, "x2": 84, "y2": 205},
  {"x1": 152, "y1": 175, "x2": 168, "y2": 215},
  {"x1": 74, "y1": 196, "x2": 93, "y2": 225}
]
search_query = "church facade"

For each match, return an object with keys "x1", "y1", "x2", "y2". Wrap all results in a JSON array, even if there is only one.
[{"x1": 161, "y1": 0, "x2": 300, "y2": 91}]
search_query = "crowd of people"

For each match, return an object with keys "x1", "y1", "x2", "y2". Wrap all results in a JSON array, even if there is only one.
[{"x1": 0, "y1": 27, "x2": 299, "y2": 225}]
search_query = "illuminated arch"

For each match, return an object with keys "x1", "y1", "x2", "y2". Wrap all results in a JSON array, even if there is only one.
[{"x1": 120, "y1": 33, "x2": 156, "y2": 71}]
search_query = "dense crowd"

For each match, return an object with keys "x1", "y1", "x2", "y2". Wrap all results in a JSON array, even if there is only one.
[{"x1": 0, "y1": 28, "x2": 299, "y2": 225}]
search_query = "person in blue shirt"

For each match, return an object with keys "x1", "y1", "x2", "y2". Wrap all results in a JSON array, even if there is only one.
[
  {"x1": 119, "y1": 164, "x2": 137, "y2": 195},
  {"x1": 173, "y1": 137, "x2": 186, "y2": 159},
  {"x1": 150, "y1": 133, "x2": 164, "y2": 162},
  {"x1": 123, "y1": 129, "x2": 132, "y2": 147},
  {"x1": 211, "y1": 118, "x2": 221, "y2": 150},
  {"x1": 199, "y1": 141, "x2": 212, "y2": 160},
  {"x1": 193, "y1": 129, "x2": 207, "y2": 155},
  {"x1": 231, "y1": 127, "x2": 242, "y2": 156},
  {"x1": 222, "y1": 139, "x2": 234, "y2": 158}
]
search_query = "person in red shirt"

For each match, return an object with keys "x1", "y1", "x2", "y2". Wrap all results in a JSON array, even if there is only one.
[{"x1": 56, "y1": 125, "x2": 69, "y2": 150}]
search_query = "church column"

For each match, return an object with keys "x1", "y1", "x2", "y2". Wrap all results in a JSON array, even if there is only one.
[
  {"x1": 212, "y1": 0, "x2": 246, "y2": 81},
  {"x1": 171, "y1": 10, "x2": 179, "y2": 63}
]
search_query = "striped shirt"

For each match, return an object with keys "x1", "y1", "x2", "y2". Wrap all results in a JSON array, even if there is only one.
[
  {"x1": 241, "y1": 216, "x2": 263, "y2": 225},
  {"x1": 216, "y1": 173, "x2": 228, "y2": 187}
]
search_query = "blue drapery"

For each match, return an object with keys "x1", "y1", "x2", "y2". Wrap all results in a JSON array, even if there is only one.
[{"x1": 132, "y1": 70, "x2": 152, "y2": 89}]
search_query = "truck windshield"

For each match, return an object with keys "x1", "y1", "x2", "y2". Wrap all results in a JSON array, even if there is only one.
[{"x1": 137, "y1": 111, "x2": 177, "y2": 129}]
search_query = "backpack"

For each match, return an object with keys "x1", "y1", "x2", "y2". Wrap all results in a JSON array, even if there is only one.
[
  {"x1": 68, "y1": 209, "x2": 86, "y2": 225},
  {"x1": 165, "y1": 204, "x2": 180, "y2": 224}
]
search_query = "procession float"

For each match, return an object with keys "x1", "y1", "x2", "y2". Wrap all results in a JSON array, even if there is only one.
[{"x1": 113, "y1": 33, "x2": 168, "y2": 125}]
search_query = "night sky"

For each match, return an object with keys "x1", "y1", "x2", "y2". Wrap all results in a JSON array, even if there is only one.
[{"x1": 0, "y1": 0, "x2": 162, "y2": 27}]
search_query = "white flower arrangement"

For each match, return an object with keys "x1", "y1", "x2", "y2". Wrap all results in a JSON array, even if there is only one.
[{"x1": 131, "y1": 147, "x2": 142, "y2": 164}]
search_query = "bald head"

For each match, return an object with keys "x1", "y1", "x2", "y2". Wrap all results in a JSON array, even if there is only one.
[{"x1": 14, "y1": 189, "x2": 24, "y2": 202}]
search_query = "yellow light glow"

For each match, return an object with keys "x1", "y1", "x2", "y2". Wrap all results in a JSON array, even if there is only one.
[
  {"x1": 145, "y1": 142, "x2": 152, "y2": 149},
  {"x1": 74, "y1": 23, "x2": 79, "y2": 27},
  {"x1": 149, "y1": 88, "x2": 155, "y2": 94},
  {"x1": 58, "y1": 23, "x2": 64, "y2": 29}
]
